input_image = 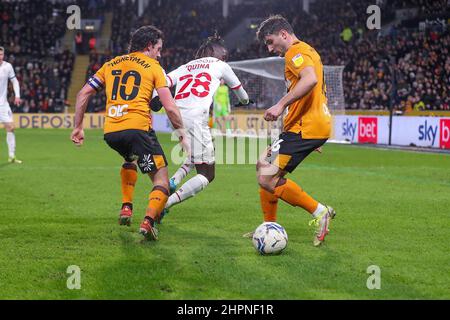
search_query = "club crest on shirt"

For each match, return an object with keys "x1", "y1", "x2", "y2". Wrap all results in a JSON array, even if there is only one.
[
  {"x1": 139, "y1": 154, "x2": 154, "y2": 172},
  {"x1": 292, "y1": 53, "x2": 304, "y2": 68}
]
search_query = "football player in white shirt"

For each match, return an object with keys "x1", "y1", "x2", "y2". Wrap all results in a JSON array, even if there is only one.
[
  {"x1": 158, "y1": 34, "x2": 250, "y2": 222},
  {"x1": 0, "y1": 47, "x2": 22, "y2": 163}
]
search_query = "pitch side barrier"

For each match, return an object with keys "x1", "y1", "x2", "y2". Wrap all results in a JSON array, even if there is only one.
[
  {"x1": 11, "y1": 113, "x2": 169, "y2": 132},
  {"x1": 334, "y1": 115, "x2": 450, "y2": 149},
  {"x1": 13, "y1": 113, "x2": 450, "y2": 150},
  {"x1": 212, "y1": 114, "x2": 450, "y2": 150},
  {"x1": 13, "y1": 113, "x2": 104, "y2": 129}
]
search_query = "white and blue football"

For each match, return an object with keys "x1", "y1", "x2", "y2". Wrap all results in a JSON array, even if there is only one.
[{"x1": 252, "y1": 222, "x2": 288, "y2": 255}]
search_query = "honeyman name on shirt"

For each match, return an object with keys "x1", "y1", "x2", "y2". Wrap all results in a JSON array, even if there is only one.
[{"x1": 108, "y1": 55, "x2": 151, "y2": 69}]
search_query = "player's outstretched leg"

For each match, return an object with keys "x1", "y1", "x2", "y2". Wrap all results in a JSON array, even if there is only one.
[
  {"x1": 140, "y1": 167, "x2": 169, "y2": 240},
  {"x1": 270, "y1": 176, "x2": 336, "y2": 246},
  {"x1": 140, "y1": 185, "x2": 169, "y2": 240},
  {"x1": 118, "y1": 162, "x2": 137, "y2": 226},
  {"x1": 256, "y1": 155, "x2": 336, "y2": 246},
  {"x1": 169, "y1": 158, "x2": 194, "y2": 194},
  {"x1": 159, "y1": 164, "x2": 214, "y2": 224}
]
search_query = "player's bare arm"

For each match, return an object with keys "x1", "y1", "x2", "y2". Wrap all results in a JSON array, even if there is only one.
[
  {"x1": 264, "y1": 66, "x2": 318, "y2": 121},
  {"x1": 71, "y1": 83, "x2": 97, "y2": 146}
]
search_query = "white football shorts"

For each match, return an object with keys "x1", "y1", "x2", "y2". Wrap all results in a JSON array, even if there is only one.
[
  {"x1": 185, "y1": 118, "x2": 215, "y2": 165},
  {"x1": 0, "y1": 105, "x2": 13, "y2": 123}
]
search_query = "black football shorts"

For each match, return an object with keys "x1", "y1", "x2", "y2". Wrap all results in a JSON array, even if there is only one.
[
  {"x1": 265, "y1": 132, "x2": 327, "y2": 173},
  {"x1": 104, "y1": 129, "x2": 168, "y2": 174}
]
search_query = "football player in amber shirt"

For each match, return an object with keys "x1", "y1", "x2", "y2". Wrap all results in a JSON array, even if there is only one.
[
  {"x1": 250, "y1": 15, "x2": 336, "y2": 246},
  {"x1": 70, "y1": 26, "x2": 189, "y2": 241}
]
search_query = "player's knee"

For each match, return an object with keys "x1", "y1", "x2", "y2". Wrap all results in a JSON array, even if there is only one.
[
  {"x1": 122, "y1": 162, "x2": 137, "y2": 171},
  {"x1": 5, "y1": 124, "x2": 14, "y2": 132},
  {"x1": 257, "y1": 160, "x2": 274, "y2": 176},
  {"x1": 256, "y1": 160, "x2": 263, "y2": 172},
  {"x1": 258, "y1": 175, "x2": 275, "y2": 193}
]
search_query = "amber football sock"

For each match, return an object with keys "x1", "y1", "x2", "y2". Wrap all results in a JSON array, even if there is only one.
[
  {"x1": 259, "y1": 187, "x2": 278, "y2": 222},
  {"x1": 120, "y1": 163, "x2": 137, "y2": 204},
  {"x1": 146, "y1": 186, "x2": 169, "y2": 219},
  {"x1": 273, "y1": 178, "x2": 318, "y2": 214}
]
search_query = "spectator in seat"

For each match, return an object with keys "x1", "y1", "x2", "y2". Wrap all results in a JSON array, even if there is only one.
[
  {"x1": 75, "y1": 32, "x2": 83, "y2": 54},
  {"x1": 89, "y1": 35, "x2": 97, "y2": 52}
]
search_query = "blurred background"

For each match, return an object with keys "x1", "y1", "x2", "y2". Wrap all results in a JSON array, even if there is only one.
[{"x1": 1, "y1": 0, "x2": 449, "y2": 147}]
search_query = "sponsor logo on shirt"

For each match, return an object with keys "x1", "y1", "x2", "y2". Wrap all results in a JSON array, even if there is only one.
[{"x1": 292, "y1": 54, "x2": 304, "y2": 68}]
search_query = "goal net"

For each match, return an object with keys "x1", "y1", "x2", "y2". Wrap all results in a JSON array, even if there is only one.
[
  {"x1": 228, "y1": 56, "x2": 345, "y2": 114},
  {"x1": 227, "y1": 57, "x2": 347, "y2": 142}
]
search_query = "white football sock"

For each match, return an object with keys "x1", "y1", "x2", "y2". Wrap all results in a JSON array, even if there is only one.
[
  {"x1": 171, "y1": 160, "x2": 195, "y2": 185},
  {"x1": 312, "y1": 203, "x2": 326, "y2": 218},
  {"x1": 166, "y1": 174, "x2": 209, "y2": 208},
  {"x1": 6, "y1": 132, "x2": 16, "y2": 158}
]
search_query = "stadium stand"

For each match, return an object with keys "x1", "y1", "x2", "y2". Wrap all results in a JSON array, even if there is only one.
[
  {"x1": 2, "y1": 0, "x2": 449, "y2": 112},
  {"x1": 110, "y1": 0, "x2": 232, "y2": 69},
  {"x1": 1, "y1": 0, "x2": 75, "y2": 112},
  {"x1": 11, "y1": 50, "x2": 74, "y2": 113},
  {"x1": 85, "y1": 51, "x2": 110, "y2": 112},
  {"x1": 227, "y1": 0, "x2": 449, "y2": 111}
]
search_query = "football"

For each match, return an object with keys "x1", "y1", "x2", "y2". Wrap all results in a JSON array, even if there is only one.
[{"x1": 252, "y1": 222, "x2": 288, "y2": 255}]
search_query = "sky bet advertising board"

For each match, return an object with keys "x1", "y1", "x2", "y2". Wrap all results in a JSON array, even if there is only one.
[{"x1": 334, "y1": 115, "x2": 450, "y2": 149}]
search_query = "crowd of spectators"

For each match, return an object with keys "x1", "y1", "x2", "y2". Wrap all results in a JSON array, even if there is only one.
[
  {"x1": 35, "y1": 0, "x2": 450, "y2": 113},
  {"x1": 325, "y1": 5, "x2": 450, "y2": 111},
  {"x1": 228, "y1": 0, "x2": 449, "y2": 112},
  {"x1": 110, "y1": 0, "x2": 138, "y2": 56},
  {"x1": 2, "y1": 0, "x2": 448, "y2": 113},
  {"x1": 9, "y1": 50, "x2": 75, "y2": 113},
  {"x1": 101, "y1": 0, "x2": 449, "y2": 112},
  {"x1": 85, "y1": 51, "x2": 111, "y2": 112},
  {"x1": 1, "y1": 0, "x2": 75, "y2": 112},
  {"x1": 392, "y1": 29, "x2": 450, "y2": 111},
  {"x1": 393, "y1": 0, "x2": 450, "y2": 16},
  {"x1": 85, "y1": 0, "x2": 235, "y2": 112},
  {"x1": 1, "y1": 0, "x2": 110, "y2": 113},
  {"x1": 0, "y1": 0, "x2": 67, "y2": 58},
  {"x1": 110, "y1": 0, "x2": 232, "y2": 70}
]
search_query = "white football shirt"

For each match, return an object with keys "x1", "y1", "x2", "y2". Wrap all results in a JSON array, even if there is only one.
[
  {"x1": 167, "y1": 57, "x2": 243, "y2": 120},
  {"x1": 0, "y1": 61, "x2": 16, "y2": 107}
]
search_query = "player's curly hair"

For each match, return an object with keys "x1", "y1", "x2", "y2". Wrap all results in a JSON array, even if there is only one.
[
  {"x1": 128, "y1": 25, "x2": 164, "y2": 53},
  {"x1": 195, "y1": 31, "x2": 228, "y2": 61},
  {"x1": 256, "y1": 14, "x2": 294, "y2": 43}
]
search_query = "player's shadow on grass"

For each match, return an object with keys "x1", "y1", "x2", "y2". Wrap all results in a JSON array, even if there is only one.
[
  {"x1": 92, "y1": 223, "x2": 240, "y2": 299},
  {"x1": 90, "y1": 226, "x2": 186, "y2": 298},
  {"x1": 92, "y1": 220, "x2": 429, "y2": 299}
]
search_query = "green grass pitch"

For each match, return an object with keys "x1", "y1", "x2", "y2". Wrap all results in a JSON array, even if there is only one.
[{"x1": 0, "y1": 128, "x2": 449, "y2": 299}]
